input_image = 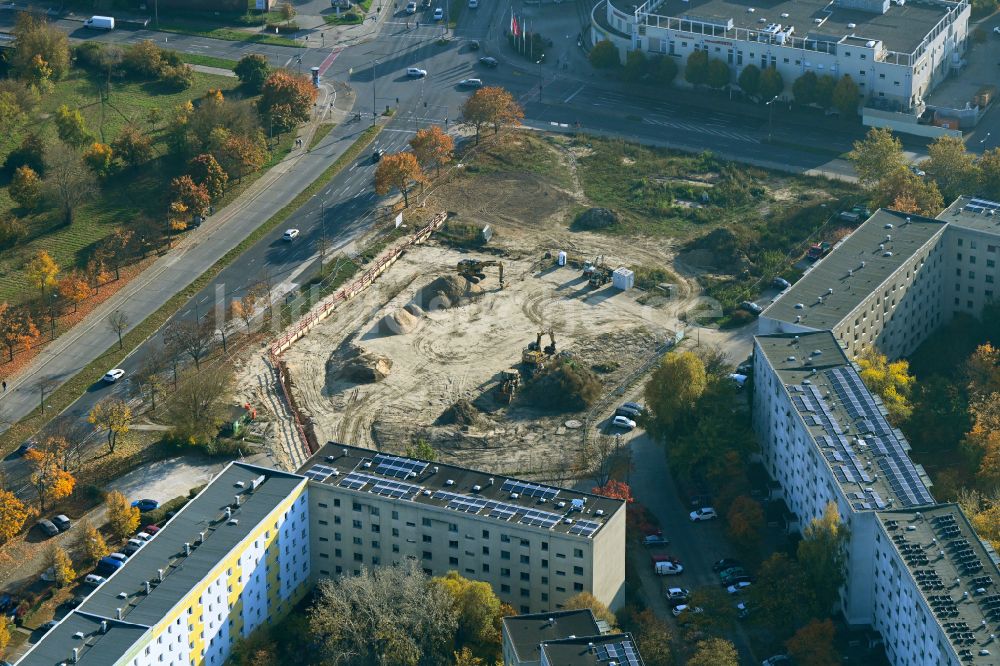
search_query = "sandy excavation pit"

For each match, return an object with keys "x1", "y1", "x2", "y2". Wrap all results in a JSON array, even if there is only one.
[{"x1": 278, "y1": 244, "x2": 679, "y2": 477}]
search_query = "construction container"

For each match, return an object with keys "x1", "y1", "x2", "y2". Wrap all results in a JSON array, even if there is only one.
[
  {"x1": 612, "y1": 268, "x2": 635, "y2": 291},
  {"x1": 557, "y1": 251, "x2": 567, "y2": 266}
]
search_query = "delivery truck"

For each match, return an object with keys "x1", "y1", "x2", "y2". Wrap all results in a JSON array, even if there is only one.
[{"x1": 83, "y1": 16, "x2": 115, "y2": 30}]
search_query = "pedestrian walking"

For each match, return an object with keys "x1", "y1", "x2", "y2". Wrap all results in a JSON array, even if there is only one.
[{"x1": 2, "y1": 381, "x2": 6, "y2": 391}]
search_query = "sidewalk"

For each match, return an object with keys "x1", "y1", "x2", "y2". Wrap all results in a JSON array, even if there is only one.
[{"x1": 0, "y1": 88, "x2": 359, "y2": 437}]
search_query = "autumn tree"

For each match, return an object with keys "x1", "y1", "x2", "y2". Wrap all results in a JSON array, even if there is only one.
[
  {"x1": 738, "y1": 64, "x2": 762, "y2": 99},
  {"x1": 921, "y1": 135, "x2": 979, "y2": 201},
  {"x1": 82, "y1": 521, "x2": 109, "y2": 562},
  {"x1": 0, "y1": 91, "x2": 26, "y2": 141},
  {"x1": 280, "y1": 2, "x2": 296, "y2": 22},
  {"x1": 134, "y1": 347, "x2": 168, "y2": 410},
  {"x1": 82, "y1": 142, "x2": 115, "y2": 177},
  {"x1": 706, "y1": 59, "x2": 730, "y2": 89},
  {"x1": 107, "y1": 310, "x2": 129, "y2": 349},
  {"x1": 26, "y1": 250, "x2": 59, "y2": 298},
  {"x1": 50, "y1": 543, "x2": 76, "y2": 587},
  {"x1": 877, "y1": 166, "x2": 944, "y2": 216},
  {"x1": 848, "y1": 127, "x2": 906, "y2": 190},
  {"x1": 231, "y1": 285, "x2": 264, "y2": 333},
  {"x1": 563, "y1": 592, "x2": 617, "y2": 629},
  {"x1": 687, "y1": 638, "x2": 738, "y2": 666},
  {"x1": 106, "y1": 490, "x2": 140, "y2": 541},
  {"x1": 258, "y1": 70, "x2": 318, "y2": 134},
  {"x1": 629, "y1": 609, "x2": 674, "y2": 666},
  {"x1": 0, "y1": 489, "x2": 29, "y2": 545},
  {"x1": 959, "y1": 489, "x2": 1000, "y2": 552},
  {"x1": 748, "y1": 553, "x2": 817, "y2": 637},
  {"x1": 591, "y1": 480, "x2": 635, "y2": 503},
  {"x1": 9, "y1": 164, "x2": 42, "y2": 209},
  {"x1": 798, "y1": 502, "x2": 848, "y2": 615},
  {"x1": 979, "y1": 148, "x2": 1000, "y2": 200},
  {"x1": 88, "y1": 398, "x2": 133, "y2": 454},
  {"x1": 0, "y1": 616, "x2": 9, "y2": 653},
  {"x1": 409, "y1": 126, "x2": 454, "y2": 176},
  {"x1": 786, "y1": 618, "x2": 839, "y2": 666},
  {"x1": 643, "y1": 351, "x2": 708, "y2": 439},
  {"x1": 166, "y1": 364, "x2": 232, "y2": 445},
  {"x1": 432, "y1": 571, "x2": 503, "y2": 650},
  {"x1": 684, "y1": 49, "x2": 709, "y2": 86},
  {"x1": 966, "y1": 343, "x2": 1000, "y2": 398},
  {"x1": 98, "y1": 228, "x2": 134, "y2": 281},
  {"x1": 758, "y1": 66, "x2": 784, "y2": 100},
  {"x1": 792, "y1": 70, "x2": 818, "y2": 105},
  {"x1": 856, "y1": 348, "x2": 915, "y2": 424},
  {"x1": 188, "y1": 153, "x2": 228, "y2": 200},
  {"x1": 375, "y1": 152, "x2": 426, "y2": 207},
  {"x1": 55, "y1": 105, "x2": 93, "y2": 147},
  {"x1": 44, "y1": 141, "x2": 98, "y2": 225},
  {"x1": 832, "y1": 74, "x2": 860, "y2": 116},
  {"x1": 11, "y1": 13, "x2": 70, "y2": 82},
  {"x1": 963, "y1": 394, "x2": 1000, "y2": 487},
  {"x1": 0, "y1": 303, "x2": 40, "y2": 360},
  {"x1": 111, "y1": 124, "x2": 154, "y2": 168},
  {"x1": 171, "y1": 175, "x2": 211, "y2": 221},
  {"x1": 25, "y1": 446, "x2": 75, "y2": 513},
  {"x1": 726, "y1": 495, "x2": 764, "y2": 549},
  {"x1": 460, "y1": 86, "x2": 524, "y2": 144},
  {"x1": 234, "y1": 53, "x2": 271, "y2": 93},
  {"x1": 213, "y1": 129, "x2": 269, "y2": 182}
]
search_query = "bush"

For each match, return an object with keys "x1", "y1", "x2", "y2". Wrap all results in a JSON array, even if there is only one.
[
  {"x1": 438, "y1": 220, "x2": 488, "y2": 247},
  {"x1": 520, "y1": 358, "x2": 601, "y2": 411},
  {"x1": 265, "y1": 21, "x2": 300, "y2": 33},
  {"x1": 589, "y1": 40, "x2": 619, "y2": 68},
  {"x1": 141, "y1": 495, "x2": 189, "y2": 526},
  {"x1": 74, "y1": 42, "x2": 106, "y2": 70},
  {"x1": 160, "y1": 64, "x2": 194, "y2": 90},
  {"x1": 3, "y1": 132, "x2": 45, "y2": 177}
]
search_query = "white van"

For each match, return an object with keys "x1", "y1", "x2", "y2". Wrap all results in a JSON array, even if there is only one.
[{"x1": 84, "y1": 16, "x2": 115, "y2": 30}]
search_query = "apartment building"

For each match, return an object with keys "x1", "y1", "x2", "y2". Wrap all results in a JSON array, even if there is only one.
[
  {"x1": 302, "y1": 443, "x2": 627, "y2": 614},
  {"x1": 501, "y1": 609, "x2": 644, "y2": 666},
  {"x1": 596, "y1": 0, "x2": 969, "y2": 111},
  {"x1": 753, "y1": 330, "x2": 1000, "y2": 663},
  {"x1": 937, "y1": 196, "x2": 1000, "y2": 317},
  {"x1": 16, "y1": 463, "x2": 310, "y2": 666}
]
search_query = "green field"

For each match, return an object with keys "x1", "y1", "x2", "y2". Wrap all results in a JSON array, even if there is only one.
[
  {"x1": 0, "y1": 69, "x2": 243, "y2": 304},
  {"x1": 178, "y1": 53, "x2": 240, "y2": 71},
  {"x1": 156, "y1": 20, "x2": 299, "y2": 47}
]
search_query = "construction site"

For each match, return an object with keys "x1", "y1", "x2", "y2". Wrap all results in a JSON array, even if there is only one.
[{"x1": 238, "y1": 133, "x2": 757, "y2": 480}]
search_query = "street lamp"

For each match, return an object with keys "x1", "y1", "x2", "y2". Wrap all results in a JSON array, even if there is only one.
[
  {"x1": 536, "y1": 57, "x2": 544, "y2": 102},
  {"x1": 980, "y1": 131, "x2": 992, "y2": 149},
  {"x1": 766, "y1": 95, "x2": 779, "y2": 144},
  {"x1": 371, "y1": 59, "x2": 379, "y2": 126}
]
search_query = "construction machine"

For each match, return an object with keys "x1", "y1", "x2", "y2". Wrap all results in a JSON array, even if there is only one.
[
  {"x1": 521, "y1": 330, "x2": 556, "y2": 371},
  {"x1": 497, "y1": 368, "x2": 520, "y2": 403},
  {"x1": 456, "y1": 258, "x2": 505, "y2": 289},
  {"x1": 582, "y1": 256, "x2": 613, "y2": 288}
]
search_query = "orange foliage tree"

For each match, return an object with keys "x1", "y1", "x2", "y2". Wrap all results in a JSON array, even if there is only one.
[
  {"x1": 374, "y1": 152, "x2": 425, "y2": 207},
  {"x1": 786, "y1": 618, "x2": 839, "y2": 666},
  {"x1": 214, "y1": 129, "x2": 268, "y2": 182},
  {"x1": 0, "y1": 303, "x2": 41, "y2": 360},
  {"x1": 25, "y1": 445, "x2": 75, "y2": 513},
  {"x1": 258, "y1": 70, "x2": 318, "y2": 133},
  {"x1": 726, "y1": 495, "x2": 764, "y2": 549},
  {"x1": 460, "y1": 86, "x2": 524, "y2": 144},
  {"x1": 188, "y1": 153, "x2": 228, "y2": 200},
  {"x1": 409, "y1": 125, "x2": 454, "y2": 176},
  {"x1": 58, "y1": 272, "x2": 92, "y2": 313},
  {"x1": 170, "y1": 175, "x2": 210, "y2": 220},
  {"x1": 0, "y1": 488, "x2": 30, "y2": 545},
  {"x1": 591, "y1": 480, "x2": 635, "y2": 503}
]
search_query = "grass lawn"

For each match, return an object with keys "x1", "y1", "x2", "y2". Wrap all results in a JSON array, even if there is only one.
[
  {"x1": 156, "y1": 20, "x2": 299, "y2": 47},
  {"x1": 178, "y1": 53, "x2": 240, "y2": 71},
  {"x1": 308, "y1": 123, "x2": 337, "y2": 150},
  {"x1": 0, "y1": 70, "x2": 242, "y2": 305},
  {"x1": 463, "y1": 133, "x2": 572, "y2": 188},
  {"x1": 324, "y1": 11, "x2": 364, "y2": 24}
]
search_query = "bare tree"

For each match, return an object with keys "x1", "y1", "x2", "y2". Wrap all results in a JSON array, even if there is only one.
[
  {"x1": 592, "y1": 434, "x2": 617, "y2": 487},
  {"x1": 107, "y1": 310, "x2": 129, "y2": 349},
  {"x1": 44, "y1": 141, "x2": 97, "y2": 226},
  {"x1": 697, "y1": 344, "x2": 732, "y2": 379},
  {"x1": 164, "y1": 364, "x2": 232, "y2": 445},
  {"x1": 164, "y1": 317, "x2": 214, "y2": 370},
  {"x1": 134, "y1": 348, "x2": 168, "y2": 410}
]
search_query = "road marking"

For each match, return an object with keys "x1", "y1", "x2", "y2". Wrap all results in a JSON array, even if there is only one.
[
  {"x1": 318, "y1": 47, "x2": 345, "y2": 76},
  {"x1": 564, "y1": 85, "x2": 585, "y2": 103}
]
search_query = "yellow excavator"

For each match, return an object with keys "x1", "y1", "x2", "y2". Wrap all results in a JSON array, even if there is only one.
[
  {"x1": 521, "y1": 330, "x2": 556, "y2": 370},
  {"x1": 456, "y1": 259, "x2": 505, "y2": 289}
]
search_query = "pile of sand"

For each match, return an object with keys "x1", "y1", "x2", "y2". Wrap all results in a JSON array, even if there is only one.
[
  {"x1": 437, "y1": 398, "x2": 486, "y2": 427},
  {"x1": 416, "y1": 275, "x2": 482, "y2": 311},
  {"x1": 380, "y1": 307, "x2": 420, "y2": 335},
  {"x1": 330, "y1": 345, "x2": 393, "y2": 383}
]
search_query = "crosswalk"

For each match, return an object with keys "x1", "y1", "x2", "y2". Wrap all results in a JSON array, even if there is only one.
[{"x1": 643, "y1": 115, "x2": 760, "y2": 144}]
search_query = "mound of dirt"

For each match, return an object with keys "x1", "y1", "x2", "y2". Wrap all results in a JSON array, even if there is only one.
[
  {"x1": 436, "y1": 398, "x2": 486, "y2": 427},
  {"x1": 416, "y1": 275, "x2": 483, "y2": 310},
  {"x1": 380, "y1": 307, "x2": 420, "y2": 335},
  {"x1": 404, "y1": 303, "x2": 424, "y2": 317},
  {"x1": 519, "y1": 357, "x2": 601, "y2": 412},
  {"x1": 331, "y1": 346, "x2": 393, "y2": 383},
  {"x1": 574, "y1": 207, "x2": 619, "y2": 230}
]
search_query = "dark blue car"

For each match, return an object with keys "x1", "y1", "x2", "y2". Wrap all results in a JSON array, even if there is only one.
[{"x1": 131, "y1": 499, "x2": 159, "y2": 512}]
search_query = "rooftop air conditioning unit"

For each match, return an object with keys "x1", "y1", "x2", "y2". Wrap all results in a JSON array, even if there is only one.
[
  {"x1": 445, "y1": 479, "x2": 455, "y2": 486},
  {"x1": 511, "y1": 493, "x2": 520, "y2": 499},
  {"x1": 847, "y1": 22, "x2": 856, "y2": 28},
  {"x1": 472, "y1": 485, "x2": 482, "y2": 492}
]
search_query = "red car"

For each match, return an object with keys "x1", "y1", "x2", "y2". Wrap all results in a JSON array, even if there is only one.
[{"x1": 143, "y1": 524, "x2": 161, "y2": 535}]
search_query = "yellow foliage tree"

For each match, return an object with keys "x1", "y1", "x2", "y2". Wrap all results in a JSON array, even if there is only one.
[
  {"x1": 963, "y1": 394, "x2": 1000, "y2": 487},
  {"x1": 50, "y1": 543, "x2": 76, "y2": 587},
  {"x1": 88, "y1": 397, "x2": 132, "y2": 454},
  {"x1": 966, "y1": 343, "x2": 1000, "y2": 399},
  {"x1": 786, "y1": 618, "x2": 839, "y2": 666},
  {"x1": 82, "y1": 141, "x2": 114, "y2": 176},
  {"x1": 25, "y1": 447, "x2": 75, "y2": 513},
  {"x1": 26, "y1": 250, "x2": 60, "y2": 298},
  {"x1": 856, "y1": 348, "x2": 914, "y2": 424},
  {"x1": 106, "y1": 490, "x2": 140, "y2": 542},
  {"x1": 0, "y1": 488, "x2": 29, "y2": 545},
  {"x1": 643, "y1": 351, "x2": 708, "y2": 438},
  {"x1": 432, "y1": 570, "x2": 502, "y2": 648},
  {"x1": 562, "y1": 591, "x2": 617, "y2": 629},
  {"x1": 0, "y1": 617, "x2": 9, "y2": 652},
  {"x1": 82, "y1": 521, "x2": 110, "y2": 562}
]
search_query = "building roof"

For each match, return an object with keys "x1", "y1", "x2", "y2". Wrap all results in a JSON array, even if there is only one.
[
  {"x1": 17, "y1": 462, "x2": 305, "y2": 666},
  {"x1": 938, "y1": 195, "x2": 1000, "y2": 235},
  {"x1": 539, "y1": 633, "x2": 645, "y2": 666},
  {"x1": 761, "y1": 209, "x2": 947, "y2": 332},
  {"x1": 876, "y1": 505, "x2": 1000, "y2": 665},
  {"x1": 639, "y1": 0, "x2": 958, "y2": 54},
  {"x1": 299, "y1": 443, "x2": 624, "y2": 539},
  {"x1": 755, "y1": 331, "x2": 935, "y2": 510},
  {"x1": 16, "y1": 612, "x2": 149, "y2": 666},
  {"x1": 503, "y1": 610, "x2": 601, "y2": 663}
]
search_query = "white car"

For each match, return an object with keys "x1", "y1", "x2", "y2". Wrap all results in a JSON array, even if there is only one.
[
  {"x1": 405, "y1": 0, "x2": 417, "y2": 11},
  {"x1": 459, "y1": 78, "x2": 483, "y2": 88},
  {"x1": 407, "y1": 67, "x2": 428, "y2": 78},
  {"x1": 665, "y1": 587, "x2": 689, "y2": 601},
  {"x1": 727, "y1": 581, "x2": 752, "y2": 594},
  {"x1": 135, "y1": 531, "x2": 153, "y2": 542},
  {"x1": 671, "y1": 604, "x2": 703, "y2": 617},
  {"x1": 611, "y1": 415, "x2": 636, "y2": 430},
  {"x1": 102, "y1": 368, "x2": 125, "y2": 383},
  {"x1": 689, "y1": 507, "x2": 718, "y2": 521},
  {"x1": 106, "y1": 552, "x2": 128, "y2": 563},
  {"x1": 282, "y1": 229, "x2": 300, "y2": 241},
  {"x1": 83, "y1": 574, "x2": 107, "y2": 586},
  {"x1": 433, "y1": 7, "x2": 444, "y2": 19},
  {"x1": 654, "y1": 561, "x2": 684, "y2": 575}
]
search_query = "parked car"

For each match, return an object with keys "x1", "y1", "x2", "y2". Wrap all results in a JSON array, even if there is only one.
[
  {"x1": 433, "y1": 7, "x2": 444, "y2": 19},
  {"x1": 36, "y1": 519, "x2": 59, "y2": 538},
  {"x1": 736, "y1": 600, "x2": 751, "y2": 619},
  {"x1": 762, "y1": 656, "x2": 791, "y2": 666},
  {"x1": 459, "y1": 78, "x2": 484, "y2": 88},
  {"x1": 106, "y1": 552, "x2": 128, "y2": 563},
  {"x1": 611, "y1": 415, "x2": 636, "y2": 430},
  {"x1": 712, "y1": 558, "x2": 742, "y2": 573},
  {"x1": 143, "y1": 524, "x2": 161, "y2": 535},
  {"x1": 689, "y1": 507, "x2": 718, "y2": 521},
  {"x1": 615, "y1": 405, "x2": 642, "y2": 419},
  {"x1": 135, "y1": 531, "x2": 153, "y2": 542},
  {"x1": 622, "y1": 402, "x2": 645, "y2": 413},
  {"x1": 97, "y1": 556, "x2": 125, "y2": 572},
  {"x1": 131, "y1": 499, "x2": 159, "y2": 512},
  {"x1": 40, "y1": 619, "x2": 59, "y2": 632},
  {"x1": 642, "y1": 534, "x2": 669, "y2": 546},
  {"x1": 406, "y1": 67, "x2": 428, "y2": 78},
  {"x1": 468, "y1": 0, "x2": 478, "y2": 7},
  {"x1": 726, "y1": 574, "x2": 754, "y2": 586},
  {"x1": 654, "y1": 561, "x2": 684, "y2": 575},
  {"x1": 772, "y1": 276, "x2": 791, "y2": 290},
  {"x1": 479, "y1": 57, "x2": 498, "y2": 68},
  {"x1": 51, "y1": 515, "x2": 71, "y2": 532},
  {"x1": 405, "y1": 1, "x2": 417, "y2": 12},
  {"x1": 671, "y1": 604, "x2": 702, "y2": 617},
  {"x1": 717, "y1": 566, "x2": 745, "y2": 579},
  {"x1": 728, "y1": 373, "x2": 748, "y2": 389},
  {"x1": 123, "y1": 538, "x2": 146, "y2": 555},
  {"x1": 282, "y1": 229, "x2": 299, "y2": 241},
  {"x1": 102, "y1": 368, "x2": 125, "y2": 383},
  {"x1": 468, "y1": 39, "x2": 480, "y2": 50},
  {"x1": 83, "y1": 574, "x2": 107, "y2": 586},
  {"x1": 909, "y1": 165, "x2": 926, "y2": 177},
  {"x1": 665, "y1": 587, "x2": 690, "y2": 605},
  {"x1": 726, "y1": 581, "x2": 752, "y2": 594},
  {"x1": 740, "y1": 300, "x2": 763, "y2": 315}
]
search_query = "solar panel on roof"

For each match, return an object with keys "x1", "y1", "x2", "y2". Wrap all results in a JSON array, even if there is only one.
[
  {"x1": 500, "y1": 479, "x2": 560, "y2": 500},
  {"x1": 373, "y1": 454, "x2": 428, "y2": 479},
  {"x1": 339, "y1": 472, "x2": 371, "y2": 490},
  {"x1": 304, "y1": 464, "x2": 336, "y2": 481},
  {"x1": 567, "y1": 520, "x2": 601, "y2": 537},
  {"x1": 519, "y1": 509, "x2": 561, "y2": 529}
]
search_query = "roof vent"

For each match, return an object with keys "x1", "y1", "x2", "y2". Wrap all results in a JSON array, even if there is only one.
[
  {"x1": 73, "y1": 631, "x2": 84, "y2": 640},
  {"x1": 445, "y1": 479, "x2": 455, "y2": 486},
  {"x1": 184, "y1": 543, "x2": 191, "y2": 556},
  {"x1": 511, "y1": 493, "x2": 520, "y2": 499},
  {"x1": 906, "y1": 525, "x2": 916, "y2": 531},
  {"x1": 860, "y1": 261, "x2": 866, "y2": 268},
  {"x1": 885, "y1": 234, "x2": 891, "y2": 242},
  {"x1": 472, "y1": 485, "x2": 482, "y2": 492},
  {"x1": 432, "y1": 466, "x2": 439, "y2": 474},
  {"x1": 884, "y1": 223, "x2": 893, "y2": 229},
  {"x1": 158, "y1": 568, "x2": 164, "y2": 582},
  {"x1": 228, "y1": 519, "x2": 239, "y2": 526},
  {"x1": 817, "y1": 296, "x2": 824, "y2": 304},
  {"x1": 488, "y1": 478, "x2": 495, "y2": 485},
  {"x1": 564, "y1": 518, "x2": 574, "y2": 524},
  {"x1": 847, "y1": 21, "x2": 856, "y2": 27},
  {"x1": 794, "y1": 303, "x2": 804, "y2": 309},
  {"x1": 100, "y1": 621, "x2": 107, "y2": 634},
  {"x1": 408, "y1": 472, "x2": 417, "y2": 479},
  {"x1": 250, "y1": 475, "x2": 265, "y2": 492},
  {"x1": 325, "y1": 456, "x2": 336, "y2": 463},
  {"x1": 234, "y1": 481, "x2": 245, "y2": 488},
  {"x1": 199, "y1": 531, "x2": 206, "y2": 544},
  {"x1": 557, "y1": 501, "x2": 566, "y2": 508},
  {"x1": 883, "y1": 251, "x2": 893, "y2": 257},
  {"x1": 422, "y1": 489, "x2": 432, "y2": 496},
  {"x1": 826, "y1": 288, "x2": 833, "y2": 295},
  {"x1": 848, "y1": 269, "x2": 853, "y2": 277},
  {"x1": 234, "y1": 495, "x2": 241, "y2": 507},
  {"x1": 879, "y1": 243, "x2": 884, "y2": 251},
  {"x1": 811, "y1": 349, "x2": 822, "y2": 356},
  {"x1": 363, "y1": 461, "x2": 372, "y2": 468},
  {"x1": 225, "y1": 507, "x2": 232, "y2": 520},
  {"x1": 342, "y1": 448, "x2": 348, "y2": 457},
  {"x1": 795, "y1": 315, "x2": 802, "y2": 323},
  {"x1": 145, "y1": 581, "x2": 151, "y2": 595},
  {"x1": 72, "y1": 647, "x2": 79, "y2": 663},
  {"x1": 115, "y1": 608, "x2": 122, "y2": 620},
  {"x1": 595, "y1": 509, "x2": 604, "y2": 516},
  {"x1": 117, "y1": 591, "x2": 127, "y2": 599},
  {"x1": 539, "y1": 498, "x2": 547, "y2": 504},
  {"x1": 787, "y1": 356, "x2": 796, "y2": 362}
]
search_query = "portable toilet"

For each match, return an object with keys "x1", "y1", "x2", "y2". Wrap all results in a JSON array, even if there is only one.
[
  {"x1": 612, "y1": 267, "x2": 635, "y2": 291},
  {"x1": 557, "y1": 251, "x2": 567, "y2": 266}
]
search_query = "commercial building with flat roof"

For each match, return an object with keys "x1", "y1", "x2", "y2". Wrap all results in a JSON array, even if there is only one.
[
  {"x1": 502, "y1": 609, "x2": 602, "y2": 666},
  {"x1": 16, "y1": 463, "x2": 311, "y2": 666},
  {"x1": 538, "y1": 634, "x2": 644, "y2": 666},
  {"x1": 302, "y1": 443, "x2": 626, "y2": 614},
  {"x1": 594, "y1": 0, "x2": 969, "y2": 113}
]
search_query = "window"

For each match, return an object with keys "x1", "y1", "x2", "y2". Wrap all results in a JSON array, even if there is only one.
[
  {"x1": 318, "y1": 502, "x2": 328, "y2": 508},
  {"x1": 318, "y1": 519, "x2": 328, "y2": 526},
  {"x1": 372, "y1": 540, "x2": 380, "y2": 548},
  {"x1": 520, "y1": 572, "x2": 530, "y2": 581},
  {"x1": 423, "y1": 535, "x2": 433, "y2": 543},
  {"x1": 392, "y1": 528, "x2": 399, "y2": 537},
  {"x1": 354, "y1": 553, "x2": 363, "y2": 562},
  {"x1": 334, "y1": 533, "x2": 342, "y2": 541},
  {"x1": 392, "y1": 510, "x2": 399, "y2": 520},
  {"x1": 988, "y1": 245, "x2": 997, "y2": 253},
  {"x1": 501, "y1": 568, "x2": 511, "y2": 577},
  {"x1": 987, "y1": 259, "x2": 995, "y2": 268},
  {"x1": 573, "y1": 582, "x2": 584, "y2": 591},
  {"x1": 520, "y1": 554, "x2": 530, "y2": 564},
  {"x1": 521, "y1": 588, "x2": 530, "y2": 598},
  {"x1": 353, "y1": 520, "x2": 362, "y2": 529},
  {"x1": 482, "y1": 563, "x2": 490, "y2": 572},
  {"x1": 542, "y1": 559, "x2": 548, "y2": 569},
  {"x1": 449, "y1": 557, "x2": 459, "y2": 565},
  {"x1": 371, "y1": 507, "x2": 379, "y2": 516},
  {"x1": 483, "y1": 546, "x2": 490, "y2": 555},
  {"x1": 541, "y1": 542, "x2": 548, "y2": 551},
  {"x1": 482, "y1": 529, "x2": 489, "y2": 539},
  {"x1": 449, "y1": 540, "x2": 458, "y2": 549},
  {"x1": 501, "y1": 584, "x2": 511, "y2": 593},
  {"x1": 448, "y1": 523, "x2": 458, "y2": 533},
  {"x1": 501, "y1": 534, "x2": 511, "y2": 543},
  {"x1": 353, "y1": 537, "x2": 362, "y2": 545},
  {"x1": 573, "y1": 548, "x2": 583, "y2": 558},
  {"x1": 422, "y1": 551, "x2": 432, "y2": 560},
  {"x1": 971, "y1": 256, "x2": 977, "y2": 264},
  {"x1": 353, "y1": 502, "x2": 361, "y2": 512},
  {"x1": 422, "y1": 518, "x2": 432, "y2": 527},
  {"x1": 371, "y1": 524, "x2": 380, "y2": 533},
  {"x1": 574, "y1": 566, "x2": 584, "y2": 575},
  {"x1": 335, "y1": 548, "x2": 342, "y2": 557},
  {"x1": 334, "y1": 516, "x2": 341, "y2": 525},
  {"x1": 501, "y1": 551, "x2": 510, "y2": 560}
]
